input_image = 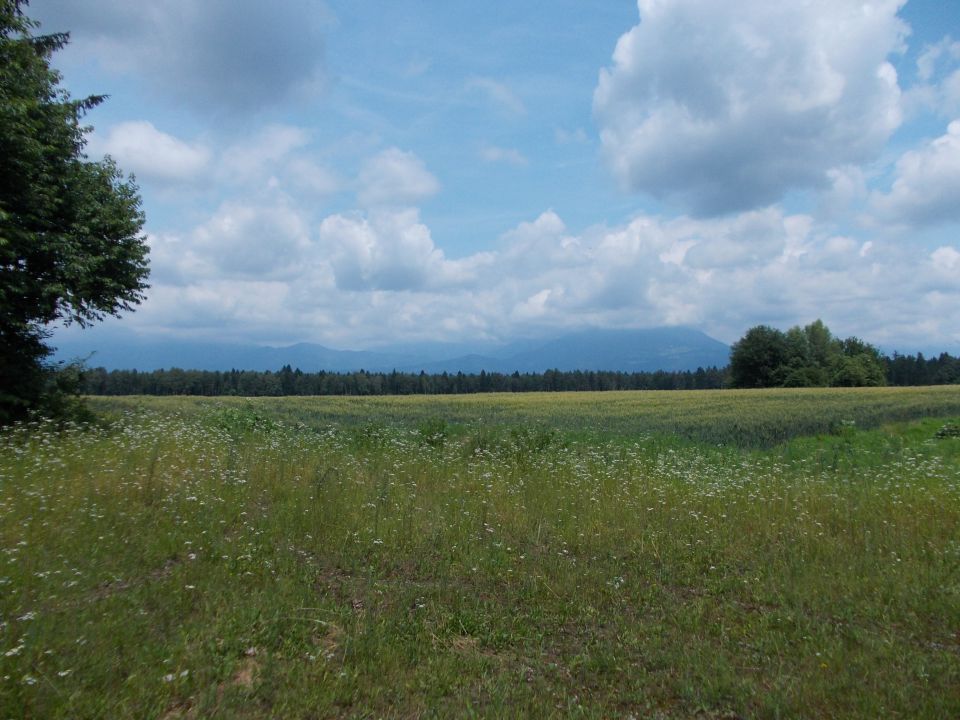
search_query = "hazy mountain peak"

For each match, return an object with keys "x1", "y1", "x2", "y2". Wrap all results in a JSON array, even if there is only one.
[{"x1": 52, "y1": 326, "x2": 730, "y2": 373}]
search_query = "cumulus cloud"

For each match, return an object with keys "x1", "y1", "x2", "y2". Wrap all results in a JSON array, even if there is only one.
[
  {"x1": 917, "y1": 38, "x2": 960, "y2": 82},
  {"x1": 285, "y1": 158, "x2": 340, "y2": 196},
  {"x1": 499, "y1": 211, "x2": 581, "y2": 273},
  {"x1": 906, "y1": 37, "x2": 960, "y2": 117},
  {"x1": 319, "y1": 209, "x2": 491, "y2": 291},
  {"x1": 132, "y1": 195, "x2": 960, "y2": 352},
  {"x1": 818, "y1": 165, "x2": 868, "y2": 220},
  {"x1": 220, "y1": 125, "x2": 311, "y2": 182},
  {"x1": 33, "y1": 0, "x2": 330, "y2": 114},
  {"x1": 872, "y1": 120, "x2": 960, "y2": 225},
  {"x1": 319, "y1": 209, "x2": 441, "y2": 291},
  {"x1": 478, "y1": 206, "x2": 948, "y2": 345},
  {"x1": 681, "y1": 208, "x2": 805, "y2": 269},
  {"x1": 89, "y1": 121, "x2": 339, "y2": 203},
  {"x1": 203, "y1": 125, "x2": 339, "y2": 199},
  {"x1": 593, "y1": 0, "x2": 907, "y2": 215},
  {"x1": 89, "y1": 121, "x2": 211, "y2": 184},
  {"x1": 356, "y1": 148, "x2": 440, "y2": 207},
  {"x1": 131, "y1": 279, "x2": 296, "y2": 342},
  {"x1": 197, "y1": 202, "x2": 312, "y2": 277},
  {"x1": 151, "y1": 201, "x2": 312, "y2": 284},
  {"x1": 932, "y1": 245, "x2": 960, "y2": 271}
]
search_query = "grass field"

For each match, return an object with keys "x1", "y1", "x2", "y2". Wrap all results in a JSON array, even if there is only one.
[
  {"x1": 89, "y1": 385, "x2": 960, "y2": 447},
  {"x1": 2, "y1": 388, "x2": 960, "y2": 718}
]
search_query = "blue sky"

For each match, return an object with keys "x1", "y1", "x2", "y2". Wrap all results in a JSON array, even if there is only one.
[{"x1": 32, "y1": 0, "x2": 960, "y2": 352}]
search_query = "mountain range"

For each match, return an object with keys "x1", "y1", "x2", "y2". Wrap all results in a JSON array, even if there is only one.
[{"x1": 51, "y1": 327, "x2": 731, "y2": 374}]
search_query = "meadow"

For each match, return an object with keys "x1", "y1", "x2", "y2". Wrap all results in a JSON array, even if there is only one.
[{"x1": 1, "y1": 387, "x2": 959, "y2": 718}]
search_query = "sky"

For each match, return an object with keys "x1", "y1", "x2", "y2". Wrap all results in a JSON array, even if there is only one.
[{"x1": 31, "y1": 0, "x2": 960, "y2": 353}]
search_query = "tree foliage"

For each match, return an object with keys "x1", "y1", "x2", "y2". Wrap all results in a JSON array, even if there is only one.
[
  {"x1": 728, "y1": 325, "x2": 789, "y2": 388},
  {"x1": 81, "y1": 365, "x2": 729, "y2": 397},
  {"x1": 729, "y1": 320, "x2": 887, "y2": 389},
  {"x1": 0, "y1": 0, "x2": 148, "y2": 423},
  {"x1": 70, "y1": 349, "x2": 960, "y2": 397}
]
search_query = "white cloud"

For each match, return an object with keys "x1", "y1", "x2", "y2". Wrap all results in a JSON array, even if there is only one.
[
  {"x1": 133, "y1": 279, "x2": 296, "y2": 342},
  {"x1": 931, "y1": 245, "x2": 960, "y2": 273},
  {"x1": 208, "y1": 125, "x2": 340, "y2": 199},
  {"x1": 466, "y1": 77, "x2": 526, "y2": 116},
  {"x1": 946, "y1": 71, "x2": 960, "y2": 115},
  {"x1": 818, "y1": 165, "x2": 868, "y2": 220},
  {"x1": 90, "y1": 121, "x2": 210, "y2": 184},
  {"x1": 499, "y1": 211, "x2": 582, "y2": 273},
  {"x1": 512, "y1": 289, "x2": 557, "y2": 322},
  {"x1": 156, "y1": 200, "x2": 312, "y2": 282},
  {"x1": 484, "y1": 207, "x2": 956, "y2": 348},
  {"x1": 204, "y1": 202, "x2": 311, "y2": 277},
  {"x1": 285, "y1": 158, "x2": 340, "y2": 196},
  {"x1": 593, "y1": 0, "x2": 906, "y2": 215},
  {"x1": 220, "y1": 125, "x2": 312, "y2": 183},
  {"x1": 320, "y1": 209, "x2": 440, "y2": 291},
  {"x1": 132, "y1": 197, "x2": 960, "y2": 352},
  {"x1": 319, "y1": 208, "x2": 491, "y2": 291},
  {"x1": 681, "y1": 208, "x2": 801, "y2": 269},
  {"x1": 356, "y1": 148, "x2": 440, "y2": 207},
  {"x1": 905, "y1": 37, "x2": 960, "y2": 118},
  {"x1": 914, "y1": 243, "x2": 960, "y2": 308},
  {"x1": 917, "y1": 38, "x2": 960, "y2": 82},
  {"x1": 480, "y1": 145, "x2": 528, "y2": 166},
  {"x1": 146, "y1": 233, "x2": 209, "y2": 286},
  {"x1": 872, "y1": 120, "x2": 960, "y2": 225}
]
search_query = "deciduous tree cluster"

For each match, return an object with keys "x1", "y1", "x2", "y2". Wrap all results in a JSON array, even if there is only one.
[{"x1": 729, "y1": 320, "x2": 888, "y2": 388}]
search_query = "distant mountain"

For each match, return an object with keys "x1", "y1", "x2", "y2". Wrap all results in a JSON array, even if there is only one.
[
  {"x1": 51, "y1": 327, "x2": 730, "y2": 374},
  {"x1": 51, "y1": 335, "x2": 411, "y2": 373},
  {"x1": 402, "y1": 328, "x2": 730, "y2": 374}
]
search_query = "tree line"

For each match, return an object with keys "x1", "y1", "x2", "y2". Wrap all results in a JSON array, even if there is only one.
[
  {"x1": 80, "y1": 366, "x2": 729, "y2": 396},
  {"x1": 78, "y1": 347, "x2": 959, "y2": 398},
  {"x1": 885, "y1": 351, "x2": 960, "y2": 386}
]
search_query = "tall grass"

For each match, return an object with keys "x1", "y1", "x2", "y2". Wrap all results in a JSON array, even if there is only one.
[{"x1": 1, "y1": 392, "x2": 958, "y2": 718}]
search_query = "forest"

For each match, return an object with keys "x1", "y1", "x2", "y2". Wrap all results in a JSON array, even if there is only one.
[{"x1": 77, "y1": 349, "x2": 958, "y2": 397}]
